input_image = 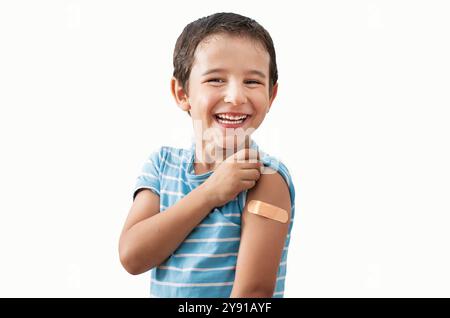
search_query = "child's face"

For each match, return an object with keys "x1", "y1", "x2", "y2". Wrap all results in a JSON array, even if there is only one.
[{"x1": 180, "y1": 33, "x2": 278, "y2": 148}]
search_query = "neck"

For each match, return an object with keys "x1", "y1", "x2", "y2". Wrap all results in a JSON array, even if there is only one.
[
  {"x1": 193, "y1": 140, "x2": 224, "y2": 174},
  {"x1": 192, "y1": 136, "x2": 254, "y2": 174}
]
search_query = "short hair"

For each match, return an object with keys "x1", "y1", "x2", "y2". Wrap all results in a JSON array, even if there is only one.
[{"x1": 173, "y1": 12, "x2": 278, "y2": 104}]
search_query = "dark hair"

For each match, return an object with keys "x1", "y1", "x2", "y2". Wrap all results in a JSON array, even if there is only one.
[{"x1": 173, "y1": 12, "x2": 278, "y2": 102}]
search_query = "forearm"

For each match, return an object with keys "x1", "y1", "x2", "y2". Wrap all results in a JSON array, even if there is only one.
[
  {"x1": 230, "y1": 288, "x2": 274, "y2": 298},
  {"x1": 120, "y1": 184, "x2": 216, "y2": 274}
]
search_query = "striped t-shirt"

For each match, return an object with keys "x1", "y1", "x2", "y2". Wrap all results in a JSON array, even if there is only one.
[{"x1": 132, "y1": 140, "x2": 296, "y2": 298}]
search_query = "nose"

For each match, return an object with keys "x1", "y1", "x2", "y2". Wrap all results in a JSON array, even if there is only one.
[{"x1": 223, "y1": 81, "x2": 248, "y2": 105}]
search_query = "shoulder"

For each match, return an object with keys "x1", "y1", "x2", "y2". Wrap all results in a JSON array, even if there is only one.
[
  {"x1": 161, "y1": 145, "x2": 189, "y2": 163},
  {"x1": 146, "y1": 145, "x2": 187, "y2": 168},
  {"x1": 258, "y1": 151, "x2": 296, "y2": 206},
  {"x1": 240, "y1": 148, "x2": 296, "y2": 221}
]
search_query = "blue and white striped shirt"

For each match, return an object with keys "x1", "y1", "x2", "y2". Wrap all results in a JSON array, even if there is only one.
[{"x1": 132, "y1": 140, "x2": 296, "y2": 298}]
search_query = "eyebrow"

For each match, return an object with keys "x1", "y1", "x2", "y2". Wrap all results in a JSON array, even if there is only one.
[{"x1": 202, "y1": 68, "x2": 266, "y2": 79}]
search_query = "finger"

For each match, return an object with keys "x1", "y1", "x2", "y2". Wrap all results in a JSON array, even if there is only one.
[
  {"x1": 241, "y1": 179, "x2": 256, "y2": 190},
  {"x1": 236, "y1": 161, "x2": 262, "y2": 170},
  {"x1": 220, "y1": 161, "x2": 260, "y2": 171},
  {"x1": 233, "y1": 148, "x2": 260, "y2": 162},
  {"x1": 239, "y1": 168, "x2": 261, "y2": 181}
]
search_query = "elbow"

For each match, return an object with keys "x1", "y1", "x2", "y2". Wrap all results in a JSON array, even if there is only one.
[
  {"x1": 119, "y1": 239, "x2": 153, "y2": 275},
  {"x1": 119, "y1": 246, "x2": 143, "y2": 275}
]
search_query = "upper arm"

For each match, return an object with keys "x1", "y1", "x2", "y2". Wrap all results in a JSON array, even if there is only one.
[
  {"x1": 123, "y1": 149, "x2": 162, "y2": 235},
  {"x1": 121, "y1": 189, "x2": 160, "y2": 236},
  {"x1": 119, "y1": 189, "x2": 160, "y2": 274},
  {"x1": 119, "y1": 150, "x2": 163, "y2": 272},
  {"x1": 231, "y1": 168, "x2": 291, "y2": 297}
]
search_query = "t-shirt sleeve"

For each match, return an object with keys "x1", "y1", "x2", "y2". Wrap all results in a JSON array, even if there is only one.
[{"x1": 132, "y1": 148, "x2": 162, "y2": 201}]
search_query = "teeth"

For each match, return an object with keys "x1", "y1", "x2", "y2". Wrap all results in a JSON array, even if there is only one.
[
  {"x1": 217, "y1": 118, "x2": 245, "y2": 124},
  {"x1": 216, "y1": 114, "x2": 248, "y2": 120}
]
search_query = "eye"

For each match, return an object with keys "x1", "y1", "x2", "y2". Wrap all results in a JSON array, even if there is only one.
[
  {"x1": 245, "y1": 80, "x2": 262, "y2": 85},
  {"x1": 207, "y1": 78, "x2": 225, "y2": 83}
]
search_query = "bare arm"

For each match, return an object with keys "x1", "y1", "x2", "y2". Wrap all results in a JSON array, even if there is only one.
[
  {"x1": 230, "y1": 168, "x2": 291, "y2": 297},
  {"x1": 119, "y1": 184, "x2": 216, "y2": 275}
]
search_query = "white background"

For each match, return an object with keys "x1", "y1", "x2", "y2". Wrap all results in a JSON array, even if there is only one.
[{"x1": 0, "y1": 0, "x2": 449, "y2": 297}]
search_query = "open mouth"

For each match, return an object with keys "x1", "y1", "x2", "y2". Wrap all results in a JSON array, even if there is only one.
[{"x1": 213, "y1": 113, "x2": 251, "y2": 128}]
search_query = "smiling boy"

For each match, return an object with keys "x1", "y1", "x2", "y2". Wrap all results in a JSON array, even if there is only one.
[{"x1": 119, "y1": 12, "x2": 296, "y2": 298}]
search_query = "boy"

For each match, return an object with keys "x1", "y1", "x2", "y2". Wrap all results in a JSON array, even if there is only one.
[{"x1": 119, "y1": 12, "x2": 296, "y2": 298}]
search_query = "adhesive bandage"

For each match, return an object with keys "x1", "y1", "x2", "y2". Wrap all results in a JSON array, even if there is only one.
[{"x1": 247, "y1": 200, "x2": 289, "y2": 223}]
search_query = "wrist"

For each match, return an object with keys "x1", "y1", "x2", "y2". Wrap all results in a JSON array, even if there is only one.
[{"x1": 196, "y1": 183, "x2": 218, "y2": 210}]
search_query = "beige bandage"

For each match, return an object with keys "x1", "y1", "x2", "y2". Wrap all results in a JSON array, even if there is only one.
[{"x1": 247, "y1": 200, "x2": 289, "y2": 223}]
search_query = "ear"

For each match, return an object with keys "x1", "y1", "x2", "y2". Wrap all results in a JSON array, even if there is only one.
[
  {"x1": 267, "y1": 82, "x2": 278, "y2": 113},
  {"x1": 171, "y1": 77, "x2": 191, "y2": 112}
]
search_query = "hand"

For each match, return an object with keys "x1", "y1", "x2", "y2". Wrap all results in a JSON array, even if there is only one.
[{"x1": 201, "y1": 147, "x2": 262, "y2": 207}]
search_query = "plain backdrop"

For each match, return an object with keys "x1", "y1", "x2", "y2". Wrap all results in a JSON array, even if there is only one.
[{"x1": 0, "y1": 0, "x2": 449, "y2": 297}]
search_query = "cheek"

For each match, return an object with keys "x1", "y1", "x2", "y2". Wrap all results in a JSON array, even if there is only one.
[
  {"x1": 250, "y1": 91, "x2": 271, "y2": 110},
  {"x1": 198, "y1": 91, "x2": 222, "y2": 113}
]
